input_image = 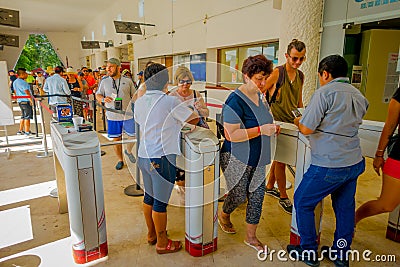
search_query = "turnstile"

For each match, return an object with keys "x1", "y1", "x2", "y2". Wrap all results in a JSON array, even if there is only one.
[
  {"x1": 276, "y1": 120, "x2": 384, "y2": 245},
  {"x1": 178, "y1": 127, "x2": 220, "y2": 257},
  {"x1": 273, "y1": 123, "x2": 324, "y2": 245},
  {"x1": 51, "y1": 123, "x2": 108, "y2": 265}
]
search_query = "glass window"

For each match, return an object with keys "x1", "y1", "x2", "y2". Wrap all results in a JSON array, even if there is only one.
[
  {"x1": 172, "y1": 53, "x2": 190, "y2": 81},
  {"x1": 218, "y1": 41, "x2": 279, "y2": 89}
]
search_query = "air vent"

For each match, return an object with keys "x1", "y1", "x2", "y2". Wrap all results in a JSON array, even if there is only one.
[
  {"x1": 81, "y1": 41, "x2": 100, "y2": 49},
  {"x1": 0, "y1": 8, "x2": 19, "y2": 28},
  {"x1": 0, "y1": 34, "x2": 19, "y2": 47}
]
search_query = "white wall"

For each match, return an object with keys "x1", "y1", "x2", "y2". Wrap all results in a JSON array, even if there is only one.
[
  {"x1": 46, "y1": 32, "x2": 81, "y2": 68},
  {"x1": 80, "y1": 0, "x2": 281, "y2": 61}
]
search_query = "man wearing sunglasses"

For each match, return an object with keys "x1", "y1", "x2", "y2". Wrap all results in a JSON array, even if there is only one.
[{"x1": 262, "y1": 39, "x2": 306, "y2": 215}]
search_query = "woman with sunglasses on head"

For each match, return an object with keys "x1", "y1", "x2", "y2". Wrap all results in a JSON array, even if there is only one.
[{"x1": 219, "y1": 55, "x2": 279, "y2": 255}]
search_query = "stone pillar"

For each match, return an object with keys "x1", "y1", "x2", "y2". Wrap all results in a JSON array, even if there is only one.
[
  {"x1": 106, "y1": 47, "x2": 121, "y2": 61},
  {"x1": 94, "y1": 51, "x2": 107, "y2": 68},
  {"x1": 279, "y1": 0, "x2": 323, "y2": 105}
]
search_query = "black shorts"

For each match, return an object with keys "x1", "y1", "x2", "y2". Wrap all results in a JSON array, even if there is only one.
[{"x1": 19, "y1": 102, "x2": 33, "y2": 120}]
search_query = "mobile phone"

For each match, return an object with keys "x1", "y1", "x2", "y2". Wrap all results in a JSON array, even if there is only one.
[
  {"x1": 292, "y1": 109, "x2": 302, "y2": 118},
  {"x1": 114, "y1": 98, "x2": 123, "y2": 110}
]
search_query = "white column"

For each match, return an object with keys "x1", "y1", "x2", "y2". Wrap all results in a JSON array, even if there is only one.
[
  {"x1": 106, "y1": 47, "x2": 121, "y2": 61},
  {"x1": 94, "y1": 51, "x2": 107, "y2": 68},
  {"x1": 279, "y1": 0, "x2": 323, "y2": 105}
]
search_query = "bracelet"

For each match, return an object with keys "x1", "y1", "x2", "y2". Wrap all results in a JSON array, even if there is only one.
[
  {"x1": 375, "y1": 154, "x2": 384, "y2": 158},
  {"x1": 257, "y1": 125, "x2": 261, "y2": 136},
  {"x1": 376, "y1": 149, "x2": 385, "y2": 152}
]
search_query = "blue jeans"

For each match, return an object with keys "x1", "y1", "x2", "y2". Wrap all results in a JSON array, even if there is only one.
[
  {"x1": 138, "y1": 155, "x2": 176, "y2": 212},
  {"x1": 294, "y1": 158, "x2": 365, "y2": 256}
]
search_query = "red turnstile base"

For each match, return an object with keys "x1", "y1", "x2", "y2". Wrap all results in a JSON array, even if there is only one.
[
  {"x1": 289, "y1": 231, "x2": 321, "y2": 245},
  {"x1": 73, "y1": 242, "x2": 108, "y2": 264},
  {"x1": 386, "y1": 226, "x2": 400, "y2": 242},
  {"x1": 185, "y1": 237, "x2": 217, "y2": 257}
]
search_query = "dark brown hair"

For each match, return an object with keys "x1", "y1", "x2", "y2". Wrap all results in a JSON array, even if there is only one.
[
  {"x1": 241, "y1": 54, "x2": 273, "y2": 80},
  {"x1": 287, "y1": 39, "x2": 306, "y2": 54}
]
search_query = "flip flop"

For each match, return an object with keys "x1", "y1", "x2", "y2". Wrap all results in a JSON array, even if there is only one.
[
  {"x1": 156, "y1": 239, "x2": 182, "y2": 254},
  {"x1": 217, "y1": 216, "x2": 236, "y2": 234},
  {"x1": 244, "y1": 240, "x2": 269, "y2": 255}
]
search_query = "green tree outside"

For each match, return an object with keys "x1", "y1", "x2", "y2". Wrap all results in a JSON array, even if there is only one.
[{"x1": 15, "y1": 34, "x2": 63, "y2": 71}]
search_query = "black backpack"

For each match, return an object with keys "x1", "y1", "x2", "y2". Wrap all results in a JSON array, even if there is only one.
[{"x1": 267, "y1": 64, "x2": 304, "y2": 104}]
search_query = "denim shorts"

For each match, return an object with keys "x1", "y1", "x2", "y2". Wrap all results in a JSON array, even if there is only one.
[{"x1": 19, "y1": 102, "x2": 33, "y2": 120}]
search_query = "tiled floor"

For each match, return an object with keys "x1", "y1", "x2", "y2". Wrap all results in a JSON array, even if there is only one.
[{"x1": 1, "y1": 104, "x2": 399, "y2": 267}]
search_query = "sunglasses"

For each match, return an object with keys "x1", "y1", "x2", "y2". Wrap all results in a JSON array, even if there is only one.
[
  {"x1": 179, "y1": 79, "x2": 192, "y2": 85},
  {"x1": 288, "y1": 55, "x2": 306, "y2": 62}
]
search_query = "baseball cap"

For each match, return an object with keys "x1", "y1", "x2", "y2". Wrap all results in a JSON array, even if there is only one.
[
  {"x1": 8, "y1": 69, "x2": 15, "y2": 73},
  {"x1": 137, "y1": 71, "x2": 144, "y2": 76},
  {"x1": 122, "y1": 69, "x2": 131, "y2": 76},
  {"x1": 105, "y1": 58, "x2": 121, "y2": 66}
]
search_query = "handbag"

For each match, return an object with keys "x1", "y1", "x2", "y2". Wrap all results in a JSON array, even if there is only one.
[{"x1": 388, "y1": 134, "x2": 400, "y2": 160}]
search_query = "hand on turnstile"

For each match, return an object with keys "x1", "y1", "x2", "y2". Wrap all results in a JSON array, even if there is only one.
[{"x1": 260, "y1": 124, "x2": 278, "y2": 136}]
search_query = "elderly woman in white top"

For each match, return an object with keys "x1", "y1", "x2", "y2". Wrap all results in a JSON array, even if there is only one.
[{"x1": 134, "y1": 63, "x2": 198, "y2": 254}]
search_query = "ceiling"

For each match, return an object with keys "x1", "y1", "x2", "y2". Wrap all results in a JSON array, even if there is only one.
[{"x1": 0, "y1": 0, "x2": 109, "y2": 33}]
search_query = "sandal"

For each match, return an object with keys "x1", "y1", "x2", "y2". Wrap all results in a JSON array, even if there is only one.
[
  {"x1": 156, "y1": 239, "x2": 182, "y2": 254},
  {"x1": 244, "y1": 240, "x2": 269, "y2": 255},
  {"x1": 217, "y1": 213, "x2": 236, "y2": 234}
]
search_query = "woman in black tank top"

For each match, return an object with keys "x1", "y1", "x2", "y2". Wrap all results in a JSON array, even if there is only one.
[{"x1": 66, "y1": 69, "x2": 84, "y2": 117}]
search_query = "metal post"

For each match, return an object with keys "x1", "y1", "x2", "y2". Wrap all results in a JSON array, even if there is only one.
[
  {"x1": 3, "y1": 126, "x2": 11, "y2": 159},
  {"x1": 92, "y1": 97, "x2": 97, "y2": 131},
  {"x1": 37, "y1": 98, "x2": 53, "y2": 158},
  {"x1": 98, "y1": 102, "x2": 107, "y2": 133},
  {"x1": 124, "y1": 122, "x2": 144, "y2": 196},
  {"x1": 32, "y1": 96, "x2": 39, "y2": 138}
]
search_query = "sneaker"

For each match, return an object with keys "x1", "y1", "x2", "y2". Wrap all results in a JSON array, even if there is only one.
[
  {"x1": 115, "y1": 161, "x2": 124, "y2": 170},
  {"x1": 287, "y1": 244, "x2": 320, "y2": 267},
  {"x1": 17, "y1": 131, "x2": 24, "y2": 135},
  {"x1": 265, "y1": 187, "x2": 280, "y2": 199},
  {"x1": 124, "y1": 149, "x2": 136, "y2": 163},
  {"x1": 320, "y1": 246, "x2": 349, "y2": 267},
  {"x1": 24, "y1": 131, "x2": 32, "y2": 136},
  {"x1": 279, "y1": 198, "x2": 293, "y2": 214}
]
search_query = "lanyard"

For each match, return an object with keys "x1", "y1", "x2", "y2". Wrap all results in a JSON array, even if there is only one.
[{"x1": 112, "y1": 77, "x2": 121, "y2": 97}]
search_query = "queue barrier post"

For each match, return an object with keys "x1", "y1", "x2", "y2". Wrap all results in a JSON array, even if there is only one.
[
  {"x1": 124, "y1": 122, "x2": 144, "y2": 196},
  {"x1": 36, "y1": 97, "x2": 52, "y2": 158}
]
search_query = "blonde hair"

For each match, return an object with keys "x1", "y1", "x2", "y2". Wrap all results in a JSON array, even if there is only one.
[{"x1": 174, "y1": 66, "x2": 194, "y2": 85}]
